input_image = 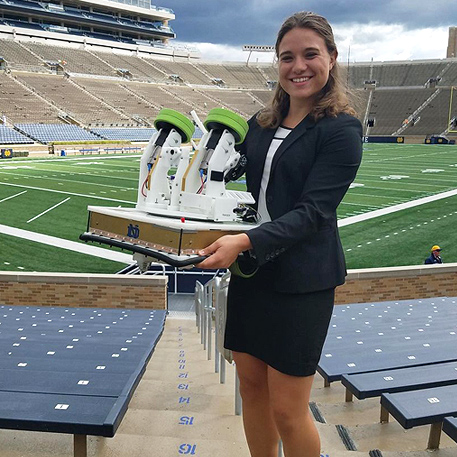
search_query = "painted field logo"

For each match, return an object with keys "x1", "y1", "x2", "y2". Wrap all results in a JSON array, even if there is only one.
[
  {"x1": 0, "y1": 148, "x2": 13, "y2": 159},
  {"x1": 127, "y1": 224, "x2": 140, "y2": 239}
]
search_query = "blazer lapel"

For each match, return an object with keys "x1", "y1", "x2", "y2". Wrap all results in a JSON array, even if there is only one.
[
  {"x1": 249, "y1": 126, "x2": 276, "y2": 201},
  {"x1": 270, "y1": 115, "x2": 316, "y2": 174}
]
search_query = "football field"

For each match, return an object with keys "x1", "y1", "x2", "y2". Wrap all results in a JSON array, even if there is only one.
[{"x1": 0, "y1": 143, "x2": 456, "y2": 272}]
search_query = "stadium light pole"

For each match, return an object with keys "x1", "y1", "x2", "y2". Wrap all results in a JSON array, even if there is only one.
[{"x1": 242, "y1": 45, "x2": 275, "y2": 66}]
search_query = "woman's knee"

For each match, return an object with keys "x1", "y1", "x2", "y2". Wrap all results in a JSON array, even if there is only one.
[
  {"x1": 270, "y1": 401, "x2": 310, "y2": 433},
  {"x1": 233, "y1": 352, "x2": 268, "y2": 400}
]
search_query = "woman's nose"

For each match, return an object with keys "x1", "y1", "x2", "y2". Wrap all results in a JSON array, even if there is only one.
[{"x1": 293, "y1": 56, "x2": 308, "y2": 72}]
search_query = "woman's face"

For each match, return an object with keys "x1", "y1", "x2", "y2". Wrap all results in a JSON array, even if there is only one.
[{"x1": 278, "y1": 27, "x2": 336, "y2": 108}]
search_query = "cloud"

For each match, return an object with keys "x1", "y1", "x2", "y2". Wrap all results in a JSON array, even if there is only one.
[
  {"x1": 180, "y1": 23, "x2": 449, "y2": 64},
  {"x1": 164, "y1": 0, "x2": 457, "y2": 46}
]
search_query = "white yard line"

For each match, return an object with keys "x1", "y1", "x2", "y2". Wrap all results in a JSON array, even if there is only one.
[
  {"x1": 0, "y1": 182, "x2": 135, "y2": 204},
  {"x1": 0, "y1": 190, "x2": 27, "y2": 203},
  {"x1": 0, "y1": 224, "x2": 133, "y2": 264},
  {"x1": 26, "y1": 197, "x2": 71, "y2": 223},
  {"x1": 339, "y1": 188, "x2": 457, "y2": 227}
]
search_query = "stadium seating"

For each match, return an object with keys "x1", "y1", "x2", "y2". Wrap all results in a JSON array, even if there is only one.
[
  {"x1": 0, "y1": 38, "x2": 47, "y2": 72},
  {"x1": 15, "y1": 123, "x2": 99, "y2": 143},
  {"x1": 15, "y1": 73, "x2": 131, "y2": 126},
  {"x1": 2, "y1": 36, "x2": 457, "y2": 141},
  {"x1": 341, "y1": 361, "x2": 457, "y2": 400},
  {"x1": 0, "y1": 73, "x2": 62, "y2": 123},
  {"x1": 381, "y1": 385, "x2": 457, "y2": 449},
  {"x1": 92, "y1": 127, "x2": 155, "y2": 141},
  {"x1": 0, "y1": 124, "x2": 33, "y2": 144},
  {"x1": 24, "y1": 42, "x2": 115, "y2": 76},
  {"x1": 366, "y1": 88, "x2": 436, "y2": 134}
]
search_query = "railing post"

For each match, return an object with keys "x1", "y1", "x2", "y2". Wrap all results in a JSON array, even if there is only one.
[{"x1": 235, "y1": 368, "x2": 242, "y2": 416}]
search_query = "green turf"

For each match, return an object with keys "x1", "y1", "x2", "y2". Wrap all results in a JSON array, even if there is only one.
[
  {"x1": 1, "y1": 144, "x2": 457, "y2": 273},
  {"x1": 339, "y1": 194, "x2": 457, "y2": 268},
  {"x1": 0, "y1": 233, "x2": 126, "y2": 273}
]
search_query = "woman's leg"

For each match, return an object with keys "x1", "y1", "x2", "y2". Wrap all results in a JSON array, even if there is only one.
[
  {"x1": 232, "y1": 351, "x2": 280, "y2": 457},
  {"x1": 267, "y1": 366, "x2": 320, "y2": 457}
]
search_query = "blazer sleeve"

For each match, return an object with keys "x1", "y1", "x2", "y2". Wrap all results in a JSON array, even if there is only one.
[{"x1": 247, "y1": 115, "x2": 363, "y2": 266}]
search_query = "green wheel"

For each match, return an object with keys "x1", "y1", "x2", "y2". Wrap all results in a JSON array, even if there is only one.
[
  {"x1": 154, "y1": 109, "x2": 195, "y2": 143},
  {"x1": 204, "y1": 108, "x2": 249, "y2": 144},
  {"x1": 229, "y1": 254, "x2": 258, "y2": 279}
]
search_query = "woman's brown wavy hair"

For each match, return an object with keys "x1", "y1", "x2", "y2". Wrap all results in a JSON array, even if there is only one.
[{"x1": 257, "y1": 11, "x2": 356, "y2": 129}]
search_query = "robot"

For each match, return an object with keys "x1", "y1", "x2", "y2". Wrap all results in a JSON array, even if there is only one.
[{"x1": 80, "y1": 108, "x2": 259, "y2": 272}]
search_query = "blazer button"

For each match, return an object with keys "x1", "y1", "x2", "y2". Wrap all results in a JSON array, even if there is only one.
[
  {"x1": 275, "y1": 249, "x2": 280, "y2": 256},
  {"x1": 265, "y1": 254, "x2": 270, "y2": 261},
  {"x1": 266, "y1": 196, "x2": 273, "y2": 203}
]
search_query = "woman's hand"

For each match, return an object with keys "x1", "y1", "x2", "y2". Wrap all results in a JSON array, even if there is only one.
[{"x1": 196, "y1": 233, "x2": 252, "y2": 269}]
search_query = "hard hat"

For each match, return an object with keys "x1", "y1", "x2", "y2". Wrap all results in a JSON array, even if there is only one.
[{"x1": 431, "y1": 245, "x2": 441, "y2": 252}]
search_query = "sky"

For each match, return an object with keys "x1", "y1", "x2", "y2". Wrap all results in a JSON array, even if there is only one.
[{"x1": 162, "y1": 0, "x2": 457, "y2": 63}]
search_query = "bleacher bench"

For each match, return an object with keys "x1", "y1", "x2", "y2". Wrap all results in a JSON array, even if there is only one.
[
  {"x1": 381, "y1": 384, "x2": 457, "y2": 449},
  {"x1": 443, "y1": 416, "x2": 457, "y2": 444}
]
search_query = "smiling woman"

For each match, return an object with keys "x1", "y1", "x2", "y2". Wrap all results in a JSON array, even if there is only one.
[{"x1": 196, "y1": 11, "x2": 363, "y2": 457}]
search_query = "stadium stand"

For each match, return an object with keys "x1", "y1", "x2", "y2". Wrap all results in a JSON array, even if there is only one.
[
  {"x1": 24, "y1": 42, "x2": 115, "y2": 76},
  {"x1": 221, "y1": 64, "x2": 269, "y2": 89},
  {"x1": 164, "y1": 85, "x2": 219, "y2": 115},
  {"x1": 202, "y1": 88, "x2": 257, "y2": 116},
  {"x1": 403, "y1": 88, "x2": 453, "y2": 134},
  {"x1": 74, "y1": 78, "x2": 156, "y2": 126},
  {"x1": 15, "y1": 123, "x2": 100, "y2": 143},
  {"x1": 0, "y1": 38, "x2": 46, "y2": 72},
  {"x1": 92, "y1": 127, "x2": 155, "y2": 141},
  {"x1": 150, "y1": 58, "x2": 212, "y2": 85},
  {"x1": 0, "y1": 124, "x2": 33, "y2": 144},
  {"x1": 15, "y1": 73, "x2": 132, "y2": 126},
  {"x1": 0, "y1": 72, "x2": 62, "y2": 123},
  {"x1": 366, "y1": 88, "x2": 437, "y2": 135},
  {"x1": 1, "y1": 4, "x2": 457, "y2": 144}
]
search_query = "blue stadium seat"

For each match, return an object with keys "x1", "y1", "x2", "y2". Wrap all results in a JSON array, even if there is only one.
[
  {"x1": 91, "y1": 128, "x2": 156, "y2": 141},
  {"x1": 0, "y1": 305, "x2": 166, "y2": 442},
  {"x1": 443, "y1": 417, "x2": 457, "y2": 444},
  {"x1": 0, "y1": 125, "x2": 33, "y2": 144},
  {"x1": 318, "y1": 297, "x2": 457, "y2": 383},
  {"x1": 381, "y1": 385, "x2": 457, "y2": 449},
  {"x1": 15, "y1": 124, "x2": 99, "y2": 143},
  {"x1": 342, "y1": 361, "x2": 457, "y2": 399}
]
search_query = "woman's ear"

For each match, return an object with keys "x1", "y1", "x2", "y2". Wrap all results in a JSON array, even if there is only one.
[{"x1": 330, "y1": 50, "x2": 338, "y2": 70}]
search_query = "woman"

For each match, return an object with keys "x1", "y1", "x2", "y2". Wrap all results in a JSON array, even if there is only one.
[{"x1": 198, "y1": 11, "x2": 362, "y2": 457}]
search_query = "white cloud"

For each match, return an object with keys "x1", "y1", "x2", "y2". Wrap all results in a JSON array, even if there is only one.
[
  {"x1": 335, "y1": 23, "x2": 449, "y2": 62},
  {"x1": 181, "y1": 23, "x2": 449, "y2": 64}
]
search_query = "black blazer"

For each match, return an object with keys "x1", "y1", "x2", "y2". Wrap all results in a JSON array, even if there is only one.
[{"x1": 242, "y1": 112, "x2": 363, "y2": 294}]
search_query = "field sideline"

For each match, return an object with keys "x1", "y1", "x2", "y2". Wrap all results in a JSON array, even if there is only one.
[{"x1": 0, "y1": 143, "x2": 456, "y2": 273}]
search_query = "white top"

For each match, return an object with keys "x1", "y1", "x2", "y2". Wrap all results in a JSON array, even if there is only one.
[{"x1": 257, "y1": 126, "x2": 292, "y2": 222}]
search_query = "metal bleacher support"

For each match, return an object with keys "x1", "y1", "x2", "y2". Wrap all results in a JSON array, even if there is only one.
[{"x1": 194, "y1": 273, "x2": 284, "y2": 457}]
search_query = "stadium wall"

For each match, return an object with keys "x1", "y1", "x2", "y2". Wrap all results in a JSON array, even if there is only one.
[
  {"x1": 0, "y1": 272, "x2": 167, "y2": 309},
  {"x1": 336, "y1": 263, "x2": 457, "y2": 304},
  {"x1": 1, "y1": 265, "x2": 457, "y2": 308}
]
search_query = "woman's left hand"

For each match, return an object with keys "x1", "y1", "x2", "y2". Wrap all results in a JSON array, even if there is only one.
[{"x1": 196, "y1": 233, "x2": 252, "y2": 269}]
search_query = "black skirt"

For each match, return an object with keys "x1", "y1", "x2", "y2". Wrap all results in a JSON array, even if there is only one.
[{"x1": 224, "y1": 264, "x2": 335, "y2": 377}]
